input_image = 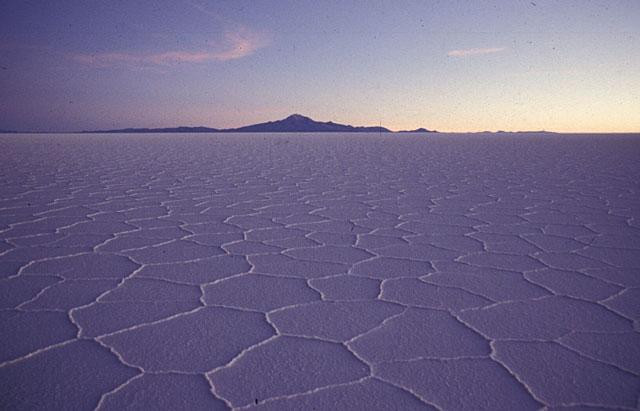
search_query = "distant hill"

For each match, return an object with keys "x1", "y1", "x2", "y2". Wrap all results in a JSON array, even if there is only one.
[
  {"x1": 84, "y1": 126, "x2": 219, "y2": 133},
  {"x1": 397, "y1": 127, "x2": 438, "y2": 133}
]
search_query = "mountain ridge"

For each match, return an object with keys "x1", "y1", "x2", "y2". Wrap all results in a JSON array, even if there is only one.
[{"x1": 81, "y1": 114, "x2": 437, "y2": 134}]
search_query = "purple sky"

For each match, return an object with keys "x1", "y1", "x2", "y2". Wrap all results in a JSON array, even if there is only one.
[{"x1": 1, "y1": 0, "x2": 639, "y2": 132}]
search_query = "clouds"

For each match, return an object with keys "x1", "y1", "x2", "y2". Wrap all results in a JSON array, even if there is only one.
[
  {"x1": 73, "y1": 27, "x2": 269, "y2": 67},
  {"x1": 447, "y1": 47, "x2": 506, "y2": 57},
  {"x1": 210, "y1": 29, "x2": 269, "y2": 61}
]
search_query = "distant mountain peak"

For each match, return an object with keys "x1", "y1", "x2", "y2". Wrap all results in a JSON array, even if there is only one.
[
  {"x1": 284, "y1": 114, "x2": 311, "y2": 121},
  {"x1": 229, "y1": 114, "x2": 391, "y2": 133}
]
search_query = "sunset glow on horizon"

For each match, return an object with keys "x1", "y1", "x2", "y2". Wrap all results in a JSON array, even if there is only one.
[{"x1": 1, "y1": 0, "x2": 639, "y2": 133}]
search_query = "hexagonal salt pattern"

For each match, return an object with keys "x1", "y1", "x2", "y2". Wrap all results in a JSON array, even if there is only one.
[{"x1": 1, "y1": 132, "x2": 639, "y2": 409}]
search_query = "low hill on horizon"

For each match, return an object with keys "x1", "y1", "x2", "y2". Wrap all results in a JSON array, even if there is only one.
[
  {"x1": 86, "y1": 126, "x2": 220, "y2": 133},
  {"x1": 397, "y1": 127, "x2": 439, "y2": 133}
]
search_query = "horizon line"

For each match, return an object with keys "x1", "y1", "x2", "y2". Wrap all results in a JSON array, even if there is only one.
[
  {"x1": 2, "y1": 114, "x2": 639, "y2": 135},
  {"x1": 4, "y1": 130, "x2": 640, "y2": 135}
]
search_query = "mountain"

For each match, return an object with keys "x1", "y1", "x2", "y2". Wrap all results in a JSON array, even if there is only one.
[
  {"x1": 226, "y1": 114, "x2": 390, "y2": 133},
  {"x1": 397, "y1": 127, "x2": 438, "y2": 133},
  {"x1": 83, "y1": 114, "x2": 392, "y2": 133}
]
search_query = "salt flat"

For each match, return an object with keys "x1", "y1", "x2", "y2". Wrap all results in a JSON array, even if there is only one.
[{"x1": 1, "y1": 132, "x2": 639, "y2": 410}]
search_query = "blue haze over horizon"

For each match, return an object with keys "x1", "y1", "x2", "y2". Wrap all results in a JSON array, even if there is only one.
[{"x1": 1, "y1": 0, "x2": 639, "y2": 133}]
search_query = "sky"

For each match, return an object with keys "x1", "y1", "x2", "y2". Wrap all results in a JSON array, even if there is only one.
[{"x1": 1, "y1": 0, "x2": 639, "y2": 132}]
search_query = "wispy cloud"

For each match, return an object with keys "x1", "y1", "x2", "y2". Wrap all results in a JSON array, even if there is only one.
[
  {"x1": 73, "y1": 27, "x2": 269, "y2": 68},
  {"x1": 447, "y1": 47, "x2": 506, "y2": 57}
]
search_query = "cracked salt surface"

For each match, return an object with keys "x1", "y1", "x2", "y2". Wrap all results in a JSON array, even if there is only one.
[{"x1": 1, "y1": 132, "x2": 639, "y2": 410}]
